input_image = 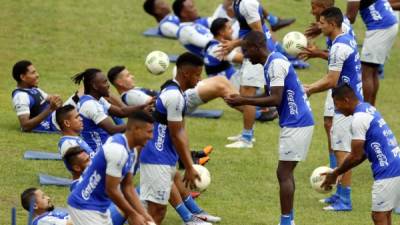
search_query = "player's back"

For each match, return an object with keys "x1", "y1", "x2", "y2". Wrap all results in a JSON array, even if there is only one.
[
  {"x1": 353, "y1": 102, "x2": 400, "y2": 180},
  {"x1": 359, "y1": 0, "x2": 397, "y2": 30},
  {"x1": 58, "y1": 135, "x2": 95, "y2": 157},
  {"x1": 203, "y1": 39, "x2": 236, "y2": 79},
  {"x1": 264, "y1": 52, "x2": 314, "y2": 128}
]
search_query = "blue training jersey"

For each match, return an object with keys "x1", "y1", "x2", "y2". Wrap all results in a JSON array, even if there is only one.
[
  {"x1": 203, "y1": 39, "x2": 236, "y2": 79},
  {"x1": 328, "y1": 33, "x2": 363, "y2": 102},
  {"x1": 78, "y1": 95, "x2": 111, "y2": 152},
  {"x1": 359, "y1": 0, "x2": 398, "y2": 30},
  {"x1": 233, "y1": 0, "x2": 275, "y2": 51},
  {"x1": 352, "y1": 103, "x2": 400, "y2": 180},
  {"x1": 58, "y1": 136, "x2": 95, "y2": 171},
  {"x1": 264, "y1": 52, "x2": 314, "y2": 128},
  {"x1": 158, "y1": 14, "x2": 180, "y2": 38},
  {"x1": 68, "y1": 133, "x2": 135, "y2": 213},
  {"x1": 141, "y1": 81, "x2": 186, "y2": 166}
]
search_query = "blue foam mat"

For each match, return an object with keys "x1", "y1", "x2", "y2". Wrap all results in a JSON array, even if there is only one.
[
  {"x1": 168, "y1": 54, "x2": 178, "y2": 62},
  {"x1": 39, "y1": 173, "x2": 72, "y2": 186},
  {"x1": 24, "y1": 150, "x2": 61, "y2": 160},
  {"x1": 186, "y1": 109, "x2": 223, "y2": 119},
  {"x1": 143, "y1": 27, "x2": 176, "y2": 39}
]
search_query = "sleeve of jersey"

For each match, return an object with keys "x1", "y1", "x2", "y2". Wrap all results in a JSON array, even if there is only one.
[
  {"x1": 104, "y1": 143, "x2": 127, "y2": 177},
  {"x1": 351, "y1": 112, "x2": 373, "y2": 140},
  {"x1": 269, "y1": 59, "x2": 289, "y2": 87},
  {"x1": 181, "y1": 26, "x2": 212, "y2": 48},
  {"x1": 328, "y1": 43, "x2": 353, "y2": 72},
  {"x1": 159, "y1": 22, "x2": 179, "y2": 38},
  {"x1": 12, "y1": 92, "x2": 31, "y2": 116},
  {"x1": 160, "y1": 90, "x2": 185, "y2": 122},
  {"x1": 79, "y1": 100, "x2": 108, "y2": 125},
  {"x1": 240, "y1": 0, "x2": 262, "y2": 24},
  {"x1": 37, "y1": 216, "x2": 68, "y2": 225},
  {"x1": 99, "y1": 97, "x2": 111, "y2": 111},
  {"x1": 126, "y1": 90, "x2": 151, "y2": 106}
]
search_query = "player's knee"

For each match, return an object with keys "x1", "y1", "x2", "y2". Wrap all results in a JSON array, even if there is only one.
[
  {"x1": 276, "y1": 168, "x2": 290, "y2": 182},
  {"x1": 148, "y1": 203, "x2": 167, "y2": 222},
  {"x1": 371, "y1": 212, "x2": 386, "y2": 224}
]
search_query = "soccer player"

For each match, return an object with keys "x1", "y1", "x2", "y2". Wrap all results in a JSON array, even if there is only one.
[
  {"x1": 304, "y1": 7, "x2": 363, "y2": 211},
  {"x1": 346, "y1": 0, "x2": 398, "y2": 105},
  {"x1": 68, "y1": 111, "x2": 155, "y2": 225},
  {"x1": 21, "y1": 188, "x2": 71, "y2": 225},
  {"x1": 225, "y1": 31, "x2": 314, "y2": 225},
  {"x1": 71, "y1": 68, "x2": 151, "y2": 152},
  {"x1": 143, "y1": 0, "x2": 181, "y2": 38},
  {"x1": 322, "y1": 84, "x2": 400, "y2": 225},
  {"x1": 11, "y1": 60, "x2": 62, "y2": 133},
  {"x1": 139, "y1": 53, "x2": 220, "y2": 225}
]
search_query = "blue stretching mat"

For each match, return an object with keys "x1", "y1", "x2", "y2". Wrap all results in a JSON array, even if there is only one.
[
  {"x1": 39, "y1": 173, "x2": 72, "y2": 186},
  {"x1": 24, "y1": 150, "x2": 61, "y2": 160},
  {"x1": 186, "y1": 109, "x2": 223, "y2": 119},
  {"x1": 143, "y1": 27, "x2": 176, "y2": 39}
]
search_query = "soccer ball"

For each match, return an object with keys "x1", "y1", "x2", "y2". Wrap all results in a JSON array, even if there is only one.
[
  {"x1": 145, "y1": 50, "x2": 170, "y2": 75},
  {"x1": 282, "y1": 31, "x2": 308, "y2": 56},
  {"x1": 192, "y1": 164, "x2": 211, "y2": 192},
  {"x1": 310, "y1": 166, "x2": 334, "y2": 194}
]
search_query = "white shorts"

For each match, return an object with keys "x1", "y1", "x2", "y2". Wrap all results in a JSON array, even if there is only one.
[
  {"x1": 140, "y1": 163, "x2": 176, "y2": 205},
  {"x1": 323, "y1": 90, "x2": 334, "y2": 117},
  {"x1": 229, "y1": 71, "x2": 241, "y2": 90},
  {"x1": 331, "y1": 114, "x2": 352, "y2": 152},
  {"x1": 361, "y1": 24, "x2": 399, "y2": 65},
  {"x1": 239, "y1": 59, "x2": 265, "y2": 88},
  {"x1": 279, "y1": 126, "x2": 314, "y2": 161},
  {"x1": 184, "y1": 87, "x2": 204, "y2": 114},
  {"x1": 371, "y1": 176, "x2": 400, "y2": 212},
  {"x1": 68, "y1": 206, "x2": 112, "y2": 225}
]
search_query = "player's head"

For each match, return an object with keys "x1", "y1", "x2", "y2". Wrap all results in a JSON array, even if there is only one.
[
  {"x1": 21, "y1": 188, "x2": 54, "y2": 214},
  {"x1": 175, "y1": 52, "x2": 204, "y2": 89},
  {"x1": 173, "y1": 0, "x2": 199, "y2": 21},
  {"x1": 332, "y1": 84, "x2": 358, "y2": 116},
  {"x1": 56, "y1": 104, "x2": 83, "y2": 133},
  {"x1": 63, "y1": 146, "x2": 91, "y2": 175},
  {"x1": 241, "y1": 31, "x2": 268, "y2": 65},
  {"x1": 108, "y1": 66, "x2": 135, "y2": 91},
  {"x1": 311, "y1": 0, "x2": 334, "y2": 19},
  {"x1": 126, "y1": 110, "x2": 154, "y2": 148},
  {"x1": 143, "y1": 0, "x2": 171, "y2": 19},
  {"x1": 12, "y1": 60, "x2": 39, "y2": 87},
  {"x1": 210, "y1": 18, "x2": 233, "y2": 41},
  {"x1": 319, "y1": 7, "x2": 343, "y2": 36},
  {"x1": 72, "y1": 68, "x2": 110, "y2": 97}
]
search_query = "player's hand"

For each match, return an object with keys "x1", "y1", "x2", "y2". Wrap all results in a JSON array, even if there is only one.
[
  {"x1": 143, "y1": 213, "x2": 155, "y2": 224},
  {"x1": 320, "y1": 171, "x2": 338, "y2": 192},
  {"x1": 298, "y1": 45, "x2": 321, "y2": 61},
  {"x1": 224, "y1": 94, "x2": 245, "y2": 107},
  {"x1": 303, "y1": 84, "x2": 311, "y2": 97},
  {"x1": 215, "y1": 39, "x2": 238, "y2": 58},
  {"x1": 183, "y1": 165, "x2": 201, "y2": 190},
  {"x1": 48, "y1": 95, "x2": 62, "y2": 111},
  {"x1": 127, "y1": 213, "x2": 147, "y2": 225},
  {"x1": 304, "y1": 22, "x2": 321, "y2": 39}
]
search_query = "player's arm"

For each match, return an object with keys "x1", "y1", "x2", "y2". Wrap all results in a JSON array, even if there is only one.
[
  {"x1": 389, "y1": 0, "x2": 400, "y2": 10},
  {"x1": 121, "y1": 172, "x2": 154, "y2": 222},
  {"x1": 97, "y1": 117, "x2": 126, "y2": 134},
  {"x1": 299, "y1": 45, "x2": 329, "y2": 61},
  {"x1": 185, "y1": 26, "x2": 213, "y2": 48},
  {"x1": 305, "y1": 70, "x2": 340, "y2": 96},
  {"x1": 225, "y1": 48, "x2": 244, "y2": 63},
  {"x1": 225, "y1": 86, "x2": 283, "y2": 107},
  {"x1": 108, "y1": 104, "x2": 150, "y2": 118},
  {"x1": 346, "y1": 0, "x2": 360, "y2": 24}
]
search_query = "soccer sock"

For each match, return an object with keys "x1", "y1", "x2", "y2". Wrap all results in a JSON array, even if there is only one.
[
  {"x1": 335, "y1": 183, "x2": 342, "y2": 197},
  {"x1": 341, "y1": 186, "x2": 352, "y2": 205},
  {"x1": 289, "y1": 209, "x2": 294, "y2": 221},
  {"x1": 329, "y1": 152, "x2": 337, "y2": 169},
  {"x1": 184, "y1": 195, "x2": 203, "y2": 214},
  {"x1": 267, "y1": 13, "x2": 279, "y2": 26},
  {"x1": 241, "y1": 129, "x2": 253, "y2": 142},
  {"x1": 175, "y1": 203, "x2": 193, "y2": 222},
  {"x1": 280, "y1": 214, "x2": 291, "y2": 225}
]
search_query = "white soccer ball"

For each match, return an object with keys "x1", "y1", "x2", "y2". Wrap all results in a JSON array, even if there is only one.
[
  {"x1": 282, "y1": 31, "x2": 308, "y2": 56},
  {"x1": 145, "y1": 50, "x2": 170, "y2": 75},
  {"x1": 310, "y1": 166, "x2": 334, "y2": 194},
  {"x1": 192, "y1": 164, "x2": 211, "y2": 192}
]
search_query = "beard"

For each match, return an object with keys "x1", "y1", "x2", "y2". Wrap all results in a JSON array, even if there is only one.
[{"x1": 46, "y1": 204, "x2": 55, "y2": 212}]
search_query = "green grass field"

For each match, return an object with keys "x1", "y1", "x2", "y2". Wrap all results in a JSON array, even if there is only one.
[{"x1": 0, "y1": 0, "x2": 399, "y2": 224}]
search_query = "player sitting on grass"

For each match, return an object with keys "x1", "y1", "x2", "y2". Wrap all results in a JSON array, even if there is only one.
[
  {"x1": 68, "y1": 111, "x2": 155, "y2": 225},
  {"x1": 21, "y1": 188, "x2": 71, "y2": 225},
  {"x1": 322, "y1": 84, "x2": 400, "y2": 225},
  {"x1": 225, "y1": 31, "x2": 314, "y2": 225},
  {"x1": 11, "y1": 60, "x2": 63, "y2": 133},
  {"x1": 71, "y1": 68, "x2": 152, "y2": 152},
  {"x1": 140, "y1": 52, "x2": 220, "y2": 225}
]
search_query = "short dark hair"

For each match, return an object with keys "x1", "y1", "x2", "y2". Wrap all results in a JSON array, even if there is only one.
[
  {"x1": 143, "y1": 0, "x2": 156, "y2": 16},
  {"x1": 72, "y1": 68, "x2": 102, "y2": 94},
  {"x1": 176, "y1": 52, "x2": 204, "y2": 69},
  {"x1": 172, "y1": 0, "x2": 185, "y2": 18},
  {"x1": 12, "y1": 60, "x2": 32, "y2": 82},
  {"x1": 55, "y1": 104, "x2": 76, "y2": 130},
  {"x1": 63, "y1": 146, "x2": 85, "y2": 171},
  {"x1": 320, "y1": 7, "x2": 343, "y2": 27},
  {"x1": 242, "y1": 31, "x2": 266, "y2": 48},
  {"x1": 331, "y1": 83, "x2": 356, "y2": 99},
  {"x1": 107, "y1": 66, "x2": 125, "y2": 85},
  {"x1": 21, "y1": 187, "x2": 37, "y2": 211},
  {"x1": 210, "y1": 18, "x2": 229, "y2": 36},
  {"x1": 127, "y1": 110, "x2": 154, "y2": 125}
]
